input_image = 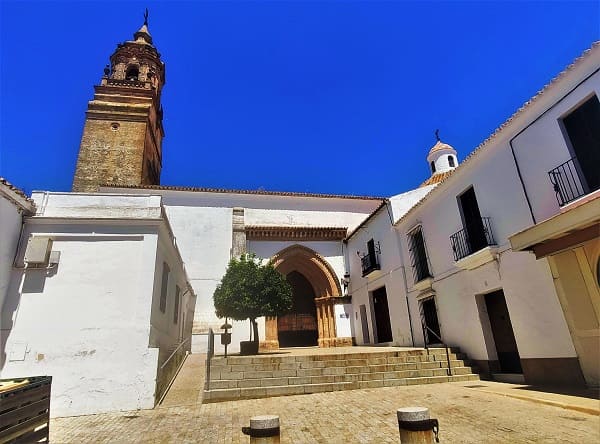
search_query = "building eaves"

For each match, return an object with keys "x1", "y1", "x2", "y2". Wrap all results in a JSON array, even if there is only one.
[
  {"x1": 103, "y1": 183, "x2": 385, "y2": 201},
  {"x1": 395, "y1": 41, "x2": 600, "y2": 227},
  {"x1": 0, "y1": 177, "x2": 35, "y2": 213}
]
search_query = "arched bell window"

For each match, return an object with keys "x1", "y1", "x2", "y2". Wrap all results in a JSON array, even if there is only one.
[
  {"x1": 448, "y1": 155, "x2": 456, "y2": 167},
  {"x1": 126, "y1": 65, "x2": 139, "y2": 81},
  {"x1": 430, "y1": 161, "x2": 436, "y2": 173}
]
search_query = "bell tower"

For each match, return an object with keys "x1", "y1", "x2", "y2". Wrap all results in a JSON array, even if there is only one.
[{"x1": 72, "y1": 12, "x2": 166, "y2": 192}]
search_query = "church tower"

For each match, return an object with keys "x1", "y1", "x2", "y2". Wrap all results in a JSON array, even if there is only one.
[{"x1": 72, "y1": 13, "x2": 165, "y2": 192}]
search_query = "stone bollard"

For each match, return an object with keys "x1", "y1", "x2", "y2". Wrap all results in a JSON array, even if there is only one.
[
  {"x1": 242, "y1": 415, "x2": 280, "y2": 443},
  {"x1": 397, "y1": 407, "x2": 439, "y2": 443}
]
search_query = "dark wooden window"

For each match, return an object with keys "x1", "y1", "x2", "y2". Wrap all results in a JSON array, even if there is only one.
[
  {"x1": 174, "y1": 285, "x2": 180, "y2": 324},
  {"x1": 408, "y1": 227, "x2": 431, "y2": 282},
  {"x1": 159, "y1": 262, "x2": 170, "y2": 313},
  {"x1": 430, "y1": 161, "x2": 436, "y2": 173},
  {"x1": 563, "y1": 95, "x2": 600, "y2": 193},
  {"x1": 448, "y1": 155, "x2": 455, "y2": 167}
]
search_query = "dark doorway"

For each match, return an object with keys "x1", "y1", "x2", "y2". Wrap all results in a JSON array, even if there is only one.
[
  {"x1": 360, "y1": 304, "x2": 370, "y2": 344},
  {"x1": 458, "y1": 187, "x2": 487, "y2": 253},
  {"x1": 372, "y1": 287, "x2": 393, "y2": 343},
  {"x1": 278, "y1": 271, "x2": 318, "y2": 347},
  {"x1": 563, "y1": 95, "x2": 600, "y2": 193},
  {"x1": 484, "y1": 290, "x2": 522, "y2": 373},
  {"x1": 420, "y1": 297, "x2": 441, "y2": 344}
]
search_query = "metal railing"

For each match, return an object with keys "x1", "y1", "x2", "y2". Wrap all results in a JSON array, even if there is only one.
[
  {"x1": 204, "y1": 329, "x2": 215, "y2": 391},
  {"x1": 155, "y1": 337, "x2": 190, "y2": 404},
  {"x1": 548, "y1": 157, "x2": 586, "y2": 206},
  {"x1": 421, "y1": 323, "x2": 452, "y2": 377},
  {"x1": 361, "y1": 253, "x2": 380, "y2": 276},
  {"x1": 450, "y1": 217, "x2": 496, "y2": 261}
]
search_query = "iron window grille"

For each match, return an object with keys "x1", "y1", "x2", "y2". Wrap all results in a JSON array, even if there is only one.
[{"x1": 408, "y1": 227, "x2": 432, "y2": 283}]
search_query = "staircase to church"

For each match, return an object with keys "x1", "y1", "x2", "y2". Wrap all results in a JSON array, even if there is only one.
[{"x1": 203, "y1": 347, "x2": 480, "y2": 402}]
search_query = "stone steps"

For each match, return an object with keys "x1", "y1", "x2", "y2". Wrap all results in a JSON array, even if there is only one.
[{"x1": 203, "y1": 348, "x2": 480, "y2": 402}]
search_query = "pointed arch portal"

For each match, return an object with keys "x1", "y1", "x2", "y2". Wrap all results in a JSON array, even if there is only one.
[{"x1": 261, "y1": 245, "x2": 350, "y2": 349}]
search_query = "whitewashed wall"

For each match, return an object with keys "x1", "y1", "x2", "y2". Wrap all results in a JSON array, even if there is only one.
[
  {"x1": 0, "y1": 193, "x2": 195, "y2": 417},
  {"x1": 1, "y1": 230, "x2": 159, "y2": 417},
  {"x1": 511, "y1": 68, "x2": 600, "y2": 223},
  {"x1": 394, "y1": 74, "x2": 584, "y2": 364},
  {"x1": 103, "y1": 188, "x2": 380, "y2": 354},
  {"x1": 0, "y1": 198, "x2": 25, "y2": 347},
  {"x1": 347, "y1": 207, "x2": 413, "y2": 346}
]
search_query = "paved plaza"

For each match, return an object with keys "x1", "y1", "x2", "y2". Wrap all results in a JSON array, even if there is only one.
[{"x1": 50, "y1": 354, "x2": 599, "y2": 443}]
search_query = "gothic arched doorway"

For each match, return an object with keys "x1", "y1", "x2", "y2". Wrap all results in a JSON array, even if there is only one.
[
  {"x1": 262, "y1": 244, "x2": 346, "y2": 349},
  {"x1": 278, "y1": 271, "x2": 318, "y2": 347}
]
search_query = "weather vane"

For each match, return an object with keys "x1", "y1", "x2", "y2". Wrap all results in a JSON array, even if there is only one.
[
  {"x1": 435, "y1": 129, "x2": 440, "y2": 142},
  {"x1": 144, "y1": 8, "x2": 149, "y2": 27}
]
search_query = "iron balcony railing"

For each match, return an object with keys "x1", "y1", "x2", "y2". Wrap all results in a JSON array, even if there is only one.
[
  {"x1": 361, "y1": 253, "x2": 380, "y2": 277},
  {"x1": 450, "y1": 217, "x2": 496, "y2": 261},
  {"x1": 548, "y1": 157, "x2": 586, "y2": 206}
]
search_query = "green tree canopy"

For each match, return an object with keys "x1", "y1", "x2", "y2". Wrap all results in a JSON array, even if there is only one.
[{"x1": 213, "y1": 254, "x2": 293, "y2": 344}]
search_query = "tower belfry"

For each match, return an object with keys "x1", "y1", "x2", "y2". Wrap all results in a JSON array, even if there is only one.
[{"x1": 72, "y1": 12, "x2": 166, "y2": 192}]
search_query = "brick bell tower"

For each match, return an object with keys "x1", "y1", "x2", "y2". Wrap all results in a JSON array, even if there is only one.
[{"x1": 72, "y1": 11, "x2": 165, "y2": 192}]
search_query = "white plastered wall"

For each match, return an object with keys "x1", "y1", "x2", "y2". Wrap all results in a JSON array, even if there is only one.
[{"x1": 1, "y1": 225, "x2": 160, "y2": 417}]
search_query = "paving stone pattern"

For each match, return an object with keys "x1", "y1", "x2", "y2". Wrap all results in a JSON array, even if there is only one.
[{"x1": 51, "y1": 381, "x2": 599, "y2": 443}]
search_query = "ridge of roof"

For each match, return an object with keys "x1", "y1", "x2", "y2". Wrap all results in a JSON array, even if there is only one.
[
  {"x1": 395, "y1": 41, "x2": 600, "y2": 226},
  {"x1": 103, "y1": 183, "x2": 385, "y2": 201}
]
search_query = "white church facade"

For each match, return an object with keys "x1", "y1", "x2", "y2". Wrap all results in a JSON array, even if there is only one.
[{"x1": 0, "y1": 18, "x2": 598, "y2": 417}]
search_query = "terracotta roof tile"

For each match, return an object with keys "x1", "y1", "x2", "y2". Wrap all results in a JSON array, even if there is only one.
[
  {"x1": 0, "y1": 177, "x2": 35, "y2": 210},
  {"x1": 103, "y1": 183, "x2": 385, "y2": 201},
  {"x1": 420, "y1": 170, "x2": 454, "y2": 187}
]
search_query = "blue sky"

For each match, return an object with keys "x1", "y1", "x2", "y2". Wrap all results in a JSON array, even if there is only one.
[{"x1": 1, "y1": 1, "x2": 598, "y2": 197}]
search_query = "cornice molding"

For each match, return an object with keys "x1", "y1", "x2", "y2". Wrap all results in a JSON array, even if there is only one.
[{"x1": 246, "y1": 225, "x2": 347, "y2": 241}]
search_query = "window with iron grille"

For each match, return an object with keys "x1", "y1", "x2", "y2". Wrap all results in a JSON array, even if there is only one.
[
  {"x1": 159, "y1": 262, "x2": 170, "y2": 313},
  {"x1": 174, "y1": 285, "x2": 180, "y2": 324},
  {"x1": 408, "y1": 227, "x2": 431, "y2": 283}
]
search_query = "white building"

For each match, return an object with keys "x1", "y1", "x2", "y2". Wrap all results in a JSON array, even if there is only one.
[
  {"x1": 1, "y1": 192, "x2": 196, "y2": 416},
  {"x1": 349, "y1": 43, "x2": 599, "y2": 387}
]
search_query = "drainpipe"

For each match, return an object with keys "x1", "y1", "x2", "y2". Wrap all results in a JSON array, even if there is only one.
[{"x1": 508, "y1": 65, "x2": 600, "y2": 225}]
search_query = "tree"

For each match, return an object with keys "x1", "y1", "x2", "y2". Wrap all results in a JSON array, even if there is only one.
[{"x1": 213, "y1": 254, "x2": 293, "y2": 348}]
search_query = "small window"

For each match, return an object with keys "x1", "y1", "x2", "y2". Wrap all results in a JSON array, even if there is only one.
[
  {"x1": 159, "y1": 262, "x2": 170, "y2": 313},
  {"x1": 448, "y1": 155, "x2": 455, "y2": 167},
  {"x1": 126, "y1": 65, "x2": 139, "y2": 81},
  {"x1": 430, "y1": 161, "x2": 436, "y2": 173},
  {"x1": 408, "y1": 227, "x2": 431, "y2": 282},
  {"x1": 174, "y1": 285, "x2": 180, "y2": 324}
]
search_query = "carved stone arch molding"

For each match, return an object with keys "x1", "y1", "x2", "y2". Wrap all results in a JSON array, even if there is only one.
[{"x1": 262, "y1": 244, "x2": 353, "y2": 349}]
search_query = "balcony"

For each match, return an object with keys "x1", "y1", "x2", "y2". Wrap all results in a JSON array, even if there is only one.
[
  {"x1": 360, "y1": 252, "x2": 380, "y2": 277},
  {"x1": 450, "y1": 217, "x2": 496, "y2": 262},
  {"x1": 548, "y1": 157, "x2": 587, "y2": 206}
]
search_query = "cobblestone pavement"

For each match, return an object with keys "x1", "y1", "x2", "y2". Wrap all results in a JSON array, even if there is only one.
[{"x1": 51, "y1": 381, "x2": 599, "y2": 443}]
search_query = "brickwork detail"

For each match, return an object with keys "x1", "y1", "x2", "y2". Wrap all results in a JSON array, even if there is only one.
[{"x1": 72, "y1": 22, "x2": 165, "y2": 192}]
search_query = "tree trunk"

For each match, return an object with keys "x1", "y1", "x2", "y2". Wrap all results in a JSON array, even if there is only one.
[{"x1": 251, "y1": 318, "x2": 259, "y2": 344}]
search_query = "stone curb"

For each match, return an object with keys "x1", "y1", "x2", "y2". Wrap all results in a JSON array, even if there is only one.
[{"x1": 475, "y1": 388, "x2": 599, "y2": 416}]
